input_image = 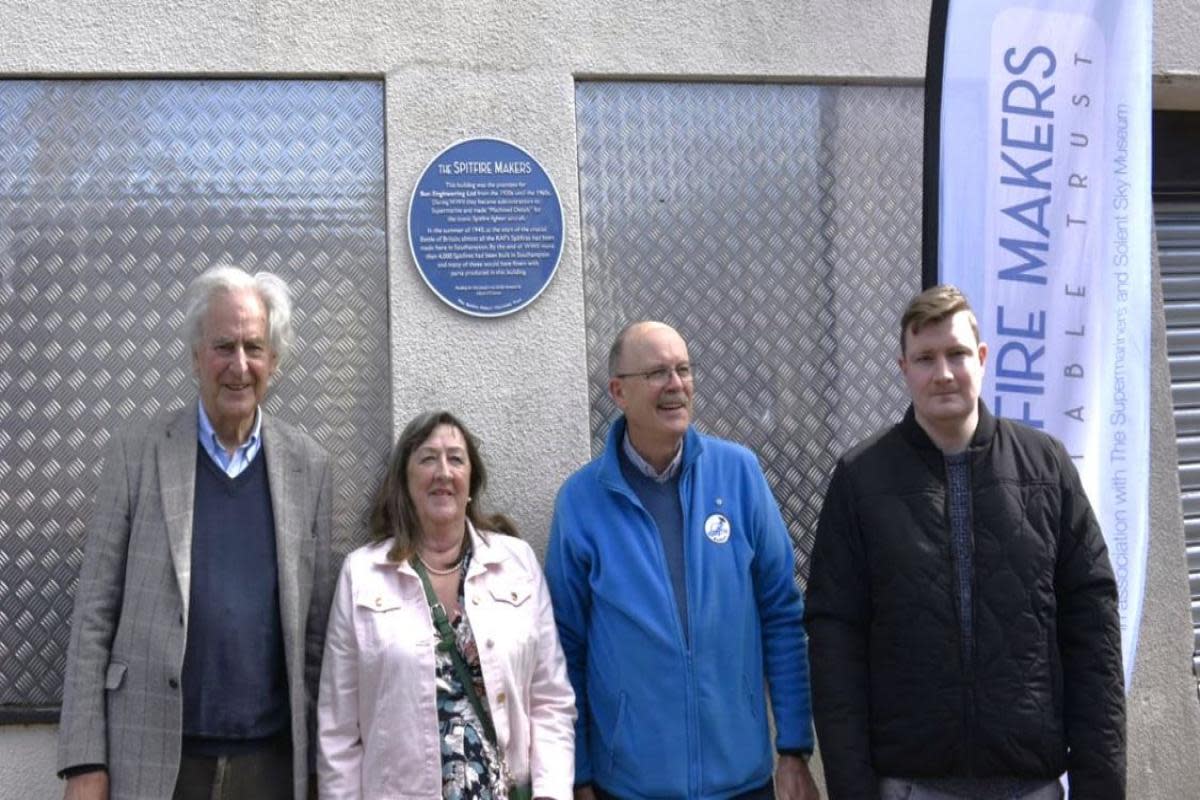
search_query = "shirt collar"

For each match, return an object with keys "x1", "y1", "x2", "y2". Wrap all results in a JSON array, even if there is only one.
[
  {"x1": 622, "y1": 430, "x2": 683, "y2": 482},
  {"x1": 197, "y1": 403, "x2": 262, "y2": 456}
]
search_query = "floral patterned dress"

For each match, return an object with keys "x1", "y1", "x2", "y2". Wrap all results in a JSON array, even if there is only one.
[{"x1": 432, "y1": 551, "x2": 511, "y2": 800}]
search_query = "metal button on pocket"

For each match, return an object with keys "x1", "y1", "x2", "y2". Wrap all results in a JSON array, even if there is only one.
[{"x1": 496, "y1": 691, "x2": 506, "y2": 705}]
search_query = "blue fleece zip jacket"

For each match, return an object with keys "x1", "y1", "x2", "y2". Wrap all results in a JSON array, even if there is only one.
[{"x1": 545, "y1": 418, "x2": 814, "y2": 799}]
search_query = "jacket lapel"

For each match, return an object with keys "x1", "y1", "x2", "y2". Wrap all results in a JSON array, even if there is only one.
[
  {"x1": 263, "y1": 416, "x2": 304, "y2": 662},
  {"x1": 159, "y1": 405, "x2": 199, "y2": 615}
]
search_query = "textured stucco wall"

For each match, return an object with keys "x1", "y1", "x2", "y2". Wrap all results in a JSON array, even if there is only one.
[
  {"x1": 0, "y1": 726, "x2": 59, "y2": 800},
  {"x1": 1155, "y1": 0, "x2": 1200, "y2": 108},
  {"x1": 1, "y1": 1, "x2": 1197, "y2": 797}
]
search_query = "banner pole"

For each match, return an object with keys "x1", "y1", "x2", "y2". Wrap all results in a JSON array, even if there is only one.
[{"x1": 921, "y1": 0, "x2": 950, "y2": 290}]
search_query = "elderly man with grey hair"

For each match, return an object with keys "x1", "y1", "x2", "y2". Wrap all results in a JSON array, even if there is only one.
[{"x1": 57, "y1": 266, "x2": 334, "y2": 800}]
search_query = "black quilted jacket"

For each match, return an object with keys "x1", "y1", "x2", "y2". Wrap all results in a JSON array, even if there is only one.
[{"x1": 805, "y1": 403, "x2": 1125, "y2": 800}]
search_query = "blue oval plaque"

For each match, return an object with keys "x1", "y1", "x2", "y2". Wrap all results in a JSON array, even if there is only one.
[{"x1": 408, "y1": 138, "x2": 565, "y2": 317}]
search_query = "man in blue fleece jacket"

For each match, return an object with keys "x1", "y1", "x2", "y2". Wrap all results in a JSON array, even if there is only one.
[{"x1": 546, "y1": 321, "x2": 818, "y2": 800}]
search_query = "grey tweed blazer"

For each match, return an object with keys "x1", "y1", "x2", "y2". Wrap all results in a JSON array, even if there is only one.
[{"x1": 57, "y1": 404, "x2": 335, "y2": 800}]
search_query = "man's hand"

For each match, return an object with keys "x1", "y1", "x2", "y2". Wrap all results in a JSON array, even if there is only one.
[
  {"x1": 573, "y1": 786, "x2": 597, "y2": 800},
  {"x1": 63, "y1": 770, "x2": 108, "y2": 800},
  {"x1": 776, "y1": 753, "x2": 820, "y2": 800}
]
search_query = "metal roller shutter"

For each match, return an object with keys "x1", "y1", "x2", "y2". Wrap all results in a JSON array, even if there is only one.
[{"x1": 1158, "y1": 199, "x2": 1200, "y2": 693}]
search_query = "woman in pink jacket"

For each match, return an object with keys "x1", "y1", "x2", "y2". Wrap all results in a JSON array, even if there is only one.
[{"x1": 318, "y1": 411, "x2": 576, "y2": 800}]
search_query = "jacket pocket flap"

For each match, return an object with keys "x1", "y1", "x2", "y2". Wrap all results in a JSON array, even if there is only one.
[
  {"x1": 489, "y1": 581, "x2": 532, "y2": 606},
  {"x1": 104, "y1": 662, "x2": 127, "y2": 690},
  {"x1": 355, "y1": 592, "x2": 404, "y2": 613}
]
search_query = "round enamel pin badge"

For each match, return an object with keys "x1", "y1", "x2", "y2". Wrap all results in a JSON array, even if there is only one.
[{"x1": 704, "y1": 513, "x2": 731, "y2": 544}]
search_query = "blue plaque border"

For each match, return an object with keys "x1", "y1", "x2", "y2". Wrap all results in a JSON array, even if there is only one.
[{"x1": 407, "y1": 137, "x2": 565, "y2": 318}]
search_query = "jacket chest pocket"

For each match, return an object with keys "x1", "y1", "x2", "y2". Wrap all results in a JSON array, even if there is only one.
[
  {"x1": 469, "y1": 579, "x2": 537, "y2": 669},
  {"x1": 488, "y1": 580, "x2": 532, "y2": 608},
  {"x1": 353, "y1": 590, "x2": 433, "y2": 667}
]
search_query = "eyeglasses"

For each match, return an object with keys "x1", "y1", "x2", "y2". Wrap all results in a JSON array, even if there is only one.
[{"x1": 614, "y1": 363, "x2": 695, "y2": 386}]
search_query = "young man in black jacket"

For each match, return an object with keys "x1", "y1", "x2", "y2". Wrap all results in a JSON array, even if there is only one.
[{"x1": 805, "y1": 285, "x2": 1125, "y2": 800}]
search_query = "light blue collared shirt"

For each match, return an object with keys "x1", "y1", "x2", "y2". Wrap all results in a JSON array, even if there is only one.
[
  {"x1": 197, "y1": 404, "x2": 263, "y2": 478},
  {"x1": 622, "y1": 430, "x2": 683, "y2": 483}
]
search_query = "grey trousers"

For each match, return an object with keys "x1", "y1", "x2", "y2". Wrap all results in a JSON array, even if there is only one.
[
  {"x1": 172, "y1": 737, "x2": 293, "y2": 800},
  {"x1": 879, "y1": 777, "x2": 1064, "y2": 800}
]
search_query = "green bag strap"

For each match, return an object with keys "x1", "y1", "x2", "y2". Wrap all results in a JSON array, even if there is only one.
[{"x1": 412, "y1": 557, "x2": 501, "y2": 748}]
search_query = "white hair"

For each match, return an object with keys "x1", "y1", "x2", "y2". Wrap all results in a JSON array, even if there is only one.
[{"x1": 182, "y1": 265, "x2": 294, "y2": 366}]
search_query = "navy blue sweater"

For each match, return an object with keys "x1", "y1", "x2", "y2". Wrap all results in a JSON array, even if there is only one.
[{"x1": 182, "y1": 449, "x2": 289, "y2": 754}]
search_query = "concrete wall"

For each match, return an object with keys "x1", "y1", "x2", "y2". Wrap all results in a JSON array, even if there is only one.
[{"x1": 1, "y1": 1, "x2": 1197, "y2": 797}]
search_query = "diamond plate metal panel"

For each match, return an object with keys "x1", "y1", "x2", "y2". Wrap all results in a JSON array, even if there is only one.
[
  {"x1": 575, "y1": 82, "x2": 923, "y2": 582},
  {"x1": 0, "y1": 80, "x2": 389, "y2": 716}
]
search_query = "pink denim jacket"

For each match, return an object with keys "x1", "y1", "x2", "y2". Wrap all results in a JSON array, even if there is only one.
[{"x1": 317, "y1": 523, "x2": 576, "y2": 799}]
